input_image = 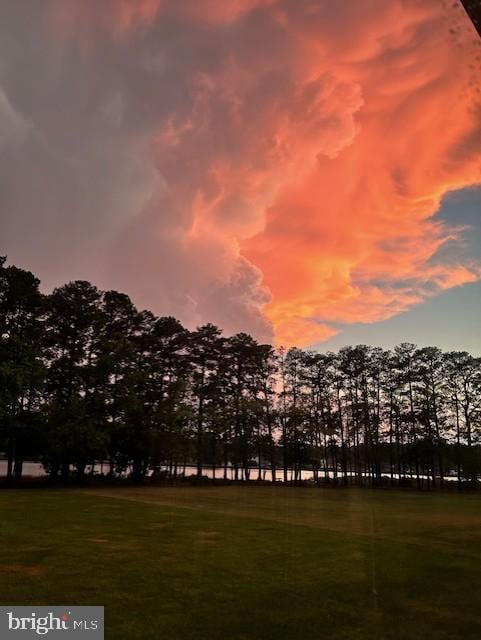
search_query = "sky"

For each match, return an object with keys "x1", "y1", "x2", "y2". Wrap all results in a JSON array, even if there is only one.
[{"x1": 0, "y1": 0, "x2": 480, "y2": 353}]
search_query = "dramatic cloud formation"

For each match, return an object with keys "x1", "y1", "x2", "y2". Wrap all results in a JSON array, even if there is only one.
[{"x1": 1, "y1": 0, "x2": 480, "y2": 345}]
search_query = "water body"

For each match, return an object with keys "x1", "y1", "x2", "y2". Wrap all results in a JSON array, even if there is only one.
[
  {"x1": 0, "y1": 461, "x2": 313, "y2": 482},
  {"x1": 0, "y1": 461, "x2": 458, "y2": 482}
]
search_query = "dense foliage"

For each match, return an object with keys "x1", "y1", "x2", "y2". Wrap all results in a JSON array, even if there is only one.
[{"x1": 1, "y1": 257, "x2": 480, "y2": 486}]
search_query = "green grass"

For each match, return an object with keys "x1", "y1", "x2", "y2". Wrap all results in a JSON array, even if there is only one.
[{"x1": 1, "y1": 486, "x2": 481, "y2": 639}]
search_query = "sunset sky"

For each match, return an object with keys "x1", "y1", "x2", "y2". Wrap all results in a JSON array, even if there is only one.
[{"x1": 1, "y1": 0, "x2": 480, "y2": 352}]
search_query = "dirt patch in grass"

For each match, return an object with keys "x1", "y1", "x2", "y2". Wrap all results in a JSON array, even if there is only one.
[
  {"x1": 0, "y1": 564, "x2": 43, "y2": 576},
  {"x1": 197, "y1": 531, "x2": 221, "y2": 544},
  {"x1": 86, "y1": 537, "x2": 136, "y2": 553},
  {"x1": 87, "y1": 537, "x2": 111, "y2": 544}
]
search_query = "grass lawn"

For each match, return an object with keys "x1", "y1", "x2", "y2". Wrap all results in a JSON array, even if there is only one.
[{"x1": 1, "y1": 486, "x2": 481, "y2": 639}]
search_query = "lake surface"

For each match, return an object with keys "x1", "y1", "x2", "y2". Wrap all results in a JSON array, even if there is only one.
[{"x1": 0, "y1": 460, "x2": 458, "y2": 482}]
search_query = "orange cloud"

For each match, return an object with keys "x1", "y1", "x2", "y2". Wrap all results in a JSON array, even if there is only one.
[
  {"x1": 45, "y1": 0, "x2": 481, "y2": 346},
  {"x1": 272, "y1": 317, "x2": 338, "y2": 349},
  {"x1": 242, "y1": 0, "x2": 481, "y2": 345}
]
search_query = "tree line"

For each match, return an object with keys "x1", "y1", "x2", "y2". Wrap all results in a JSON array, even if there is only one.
[{"x1": 1, "y1": 257, "x2": 480, "y2": 487}]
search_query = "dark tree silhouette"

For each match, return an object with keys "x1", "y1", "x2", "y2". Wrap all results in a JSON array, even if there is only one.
[
  {"x1": 0, "y1": 258, "x2": 44, "y2": 480},
  {"x1": 1, "y1": 257, "x2": 480, "y2": 487}
]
